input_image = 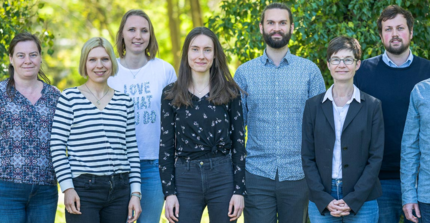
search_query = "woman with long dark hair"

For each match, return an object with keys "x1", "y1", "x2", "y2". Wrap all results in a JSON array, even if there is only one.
[
  {"x1": 50, "y1": 37, "x2": 141, "y2": 223},
  {"x1": 108, "y1": 9, "x2": 177, "y2": 223},
  {"x1": 159, "y1": 27, "x2": 246, "y2": 223},
  {"x1": 0, "y1": 33, "x2": 61, "y2": 222}
]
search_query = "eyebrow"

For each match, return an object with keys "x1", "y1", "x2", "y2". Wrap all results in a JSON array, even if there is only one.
[
  {"x1": 16, "y1": 51, "x2": 38, "y2": 54},
  {"x1": 266, "y1": 19, "x2": 288, "y2": 23},
  {"x1": 190, "y1": 45, "x2": 213, "y2": 48}
]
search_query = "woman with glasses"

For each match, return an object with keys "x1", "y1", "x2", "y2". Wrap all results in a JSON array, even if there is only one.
[{"x1": 302, "y1": 36, "x2": 384, "y2": 222}]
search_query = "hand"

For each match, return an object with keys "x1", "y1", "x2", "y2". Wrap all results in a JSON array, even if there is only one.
[
  {"x1": 165, "y1": 195, "x2": 179, "y2": 223},
  {"x1": 327, "y1": 199, "x2": 350, "y2": 217},
  {"x1": 127, "y1": 195, "x2": 142, "y2": 223},
  {"x1": 403, "y1": 203, "x2": 421, "y2": 223},
  {"x1": 228, "y1": 194, "x2": 244, "y2": 221},
  {"x1": 64, "y1": 188, "x2": 82, "y2": 215}
]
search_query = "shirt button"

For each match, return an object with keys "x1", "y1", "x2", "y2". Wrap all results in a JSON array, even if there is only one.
[
  {"x1": 276, "y1": 97, "x2": 279, "y2": 99},
  {"x1": 200, "y1": 161, "x2": 204, "y2": 165}
]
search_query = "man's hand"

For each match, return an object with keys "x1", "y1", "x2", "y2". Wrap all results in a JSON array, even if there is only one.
[{"x1": 403, "y1": 203, "x2": 421, "y2": 223}]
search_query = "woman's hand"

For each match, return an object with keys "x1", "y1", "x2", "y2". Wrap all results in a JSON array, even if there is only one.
[
  {"x1": 228, "y1": 194, "x2": 244, "y2": 221},
  {"x1": 127, "y1": 195, "x2": 142, "y2": 222},
  {"x1": 165, "y1": 195, "x2": 180, "y2": 223},
  {"x1": 64, "y1": 188, "x2": 82, "y2": 214},
  {"x1": 327, "y1": 199, "x2": 351, "y2": 217}
]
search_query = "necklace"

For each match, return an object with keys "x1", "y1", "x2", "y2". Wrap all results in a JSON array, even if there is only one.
[
  {"x1": 193, "y1": 83, "x2": 210, "y2": 95},
  {"x1": 84, "y1": 83, "x2": 110, "y2": 105},
  {"x1": 124, "y1": 58, "x2": 145, "y2": 79}
]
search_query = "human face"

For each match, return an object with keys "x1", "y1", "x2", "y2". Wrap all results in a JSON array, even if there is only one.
[
  {"x1": 380, "y1": 14, "x2": 413, "y2": 55},
  {"x1": 327, "y1": 49, "x2": 361, "y2": 83},
  {"x1": 188, "y1": 34, "x2": 214, "y2": 75},
  {"x1": 9, "y1": 41, "x2": 41, "y2": 80},
  {"x1": 85, "y1": 47, "x2": 112, "y2": 83},
  {"x1": 260, "y1": 8, "x2": 294, "y2": 49},
  {"x1": 122, "y1": 15, "x2": 150, "y2": 55}
]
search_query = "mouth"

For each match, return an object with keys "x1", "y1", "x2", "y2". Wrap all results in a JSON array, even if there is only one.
[
  {"x1": 390, "y1": 39, "x2": 402, "y2": 44},
  {"x1": 195, "y1": 62, "x2": 207, "y2": 66},
  {"x1": 132, "y1": 42, "x2": 144, "y2": 46},
  {"x1": 93, "y1": 71, "x2": 107, "y2": 76}
]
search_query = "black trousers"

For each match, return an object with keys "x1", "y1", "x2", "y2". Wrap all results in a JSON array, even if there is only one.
[
  {"x1": 175, "y1": 155, "x2": 236, "y2": 223},
  {"x1": 244, "y1": 170, "x2": 309, "y2": 223},
  {"x1": 65, "y1": 173, "x2": 130, "y2": 223}
]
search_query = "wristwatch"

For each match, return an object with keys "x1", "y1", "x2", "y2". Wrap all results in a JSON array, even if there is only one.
[{"x1": 131, "y1": 192, "x2": 142, "y2": 200}]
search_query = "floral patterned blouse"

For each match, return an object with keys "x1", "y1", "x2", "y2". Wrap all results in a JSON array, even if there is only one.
[
  {"x1": 0, "y1": 79, "x2": 61, "y2": 185},
  {"x1": 159, "y1": 83, "x2": 246, "y2": 196}
]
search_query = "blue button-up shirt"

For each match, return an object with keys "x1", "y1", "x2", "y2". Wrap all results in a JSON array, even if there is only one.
[
  {"x1": 382, "y1": 49, "x2": 414, "y2": 68},
  {"x1": 234, "y1": 50, "x2": 325, "y2": 181},
  {"x1": 401, "y1": 78, "x2": 430, "y2": 205}
]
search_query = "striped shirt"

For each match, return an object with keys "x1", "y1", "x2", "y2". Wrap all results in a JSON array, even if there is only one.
[{"x1": 50, "y1": 87, "x2": 141, "y2": 193}]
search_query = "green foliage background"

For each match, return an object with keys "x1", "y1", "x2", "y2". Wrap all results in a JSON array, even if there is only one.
[{"x1": 208, "y1": 0, "x2": 430, "y2": 86}]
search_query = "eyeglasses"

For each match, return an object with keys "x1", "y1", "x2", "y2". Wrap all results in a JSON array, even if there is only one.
[{"x1": 328, "y1": 58, "x2": 357, "y2": 65}]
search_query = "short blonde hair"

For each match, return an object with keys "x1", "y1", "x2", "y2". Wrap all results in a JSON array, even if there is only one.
[
  {"x1": 116, "y1": 9, "x2": 159, "y2": 59},
  {"x1": 79, "y1": 37, "x2": 119, "y2": 77}
]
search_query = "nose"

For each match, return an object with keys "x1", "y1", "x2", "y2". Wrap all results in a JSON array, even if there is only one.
[
  {"x1": 274, "y1": 23, "x2": 280, "y2": 31},
  {"x1": 96, "y1": 59, "x2": 103, "y2": 67},
  {"x1": 24, "y1": 55, "x2": 31, "y2": 64},
  {"x1": 135, "y1": 31, "x2": 142, "y2": 39},
  {"x1": 338, "y1": 60, "x2": 347, "y2": 67},
  {"x1": 198, "y1": 49, "x2": 204, "y2": 58}
]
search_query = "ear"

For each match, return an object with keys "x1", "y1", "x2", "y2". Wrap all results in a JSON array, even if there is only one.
[
  {"x1": 259, "y1": 23, "x2": 263, "y2": 35},
  {"x1": 410, "y1": 27, "x2": 414, "y2": 39},
  {"x1": 290, "y1": 23, "x2": 295, "y2": 33},
  {"x1": 355, "y1": 60, "x2": 361, "y2": 71},
  {"x1": 327, "y1": 61, "x2": 330, "y2": 70},
  {"x1": 9, "y1": 54, "x2": 13, "y2": 65}
]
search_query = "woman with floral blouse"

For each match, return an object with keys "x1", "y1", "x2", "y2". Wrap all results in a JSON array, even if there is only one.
[
  {"x1": 159, "y1": 27, "x2": 246, "y2": 223},
  {"x1": 0, "y1": 33, "x2": 61, "y2": 222}
]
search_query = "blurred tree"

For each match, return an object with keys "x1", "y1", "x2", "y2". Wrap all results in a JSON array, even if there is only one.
[
  {"x1": 208, "y1": 0, "x2": 430, "y2": 86},
  {"x1": 0, "y1": 0, "x2": 55, "y2": 78},
  {"x1": 189, "y1": 0, "x2": 203, "y2": 27},
  {"x1": 167, "y1": 0, "x2": 181, "y2": 72}
]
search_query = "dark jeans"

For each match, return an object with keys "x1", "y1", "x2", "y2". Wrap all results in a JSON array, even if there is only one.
[
  {"x1": 175, "y1": 155, "x2": 236, "y2": 223},
  {"x1": 244, "y1": 170, "x2": 309, "y2": 223},
  {"x1": 378, "y1": 179, "x2": 413, "y2": 223},
  {"x1": 0, "y1": 180, "x2": 58, "y2": 223},
  {"x1": 65, "y1": 173, "x2": 130, "y2": 223},
  {"x1": 420, "y1": 202, "x2": 430, "y2": 223}
]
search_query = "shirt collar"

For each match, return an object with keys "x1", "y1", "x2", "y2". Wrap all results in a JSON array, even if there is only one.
[
  {"x1": 382, "y1": 49, "x2": 414, "y2": 68},
  {"x1": 260, "y1": 49, "x2": 291, "y2": 66},
  {"x1": 322, "y1": 84, "x2": 361, "y2": 104}
]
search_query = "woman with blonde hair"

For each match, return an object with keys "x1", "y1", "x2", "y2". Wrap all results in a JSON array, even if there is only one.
[
  {"x1": 50, "y1": 37, "x2": 142, "y2": 223},
  {"x1": 108, "y1": 9, "x2": 177, "y2": 223}
]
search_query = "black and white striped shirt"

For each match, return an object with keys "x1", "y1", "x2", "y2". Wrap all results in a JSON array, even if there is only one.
[{"x1": 50, "y1": 87, "x2": 141, "y2": 193}]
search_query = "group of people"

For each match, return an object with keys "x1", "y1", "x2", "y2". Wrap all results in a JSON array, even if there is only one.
[{"x1": 0, "y1": 2, "x2": 429, "y2": 223}]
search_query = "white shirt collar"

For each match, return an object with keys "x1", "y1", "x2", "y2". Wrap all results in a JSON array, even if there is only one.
[{"x1": 322, "y1": 84, "x2": 361, "y2": 104}]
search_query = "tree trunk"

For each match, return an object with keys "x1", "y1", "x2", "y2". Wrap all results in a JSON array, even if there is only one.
[
  {"x1": 167, "y1": 0, "x2": 181, "y2": 72},
  {"x1": 189, "y1": 0, "x2": 203, "y2": 27}
]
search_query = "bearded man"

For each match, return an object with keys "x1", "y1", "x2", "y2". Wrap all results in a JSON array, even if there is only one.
[
  {"x1": 354, "y1": 5, "x2": 430, "y2": 223},
  {"x1": 234, "y1": 3, "x2": 325, "y2": 223}
]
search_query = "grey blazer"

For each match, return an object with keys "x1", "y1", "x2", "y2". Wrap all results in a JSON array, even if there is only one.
[{"x1": 301, "y1": 90, "x2": 384, "y2": 215}]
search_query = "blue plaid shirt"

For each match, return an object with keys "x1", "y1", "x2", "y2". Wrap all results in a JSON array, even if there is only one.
[{"x1": 234, "y1": 50, "x2": 325, "y2": 181}]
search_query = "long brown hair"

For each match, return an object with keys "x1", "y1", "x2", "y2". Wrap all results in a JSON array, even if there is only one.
[
  {"x1": 116, "y1": 9, "x2": 158, "y2": 60},
  {"x1": 7, "y1": 32, "x2": 50, "y2": 98},
  {"x1": 165, "y1": 27, "x2": 244, "y2": 107}
]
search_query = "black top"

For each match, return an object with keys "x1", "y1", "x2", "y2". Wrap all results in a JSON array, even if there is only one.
[
  {"x1": 354, "y1": 55, "x2": 430, "y2": 179},
  {"x1": 159, "y1": 83, "x2": 246, "y2": 196}
]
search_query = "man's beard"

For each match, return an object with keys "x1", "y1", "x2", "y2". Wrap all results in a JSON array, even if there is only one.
[
  {"x1": 263, "y1": 30, "x2": 291, "y2": 49},
  {"x1": 385, "y1": 37, "x2": 410, "y2": 55}
]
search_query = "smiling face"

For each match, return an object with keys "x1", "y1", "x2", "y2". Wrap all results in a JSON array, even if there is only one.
[
  {"x1": 380, "y1": 14, "x2": 413, "y2": 55},
  {"x1": 122, "y1": 15, "x2": 150, "y2": 55},
  {"x1": 85, "y1": 47, "x2": 112, "y2": 83},
  {"x1": 9, "y1": 41, "x2": 41, "y2": 80},
  {"x1": 260, "y1": 8, "x2": 294, "y2": 49},
  {"x1": 328, "y1": 49, "x2": 361, "y2": 83},
  {"x1": 187, "y1": 34, "x2": 214, "y2": 75}
]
